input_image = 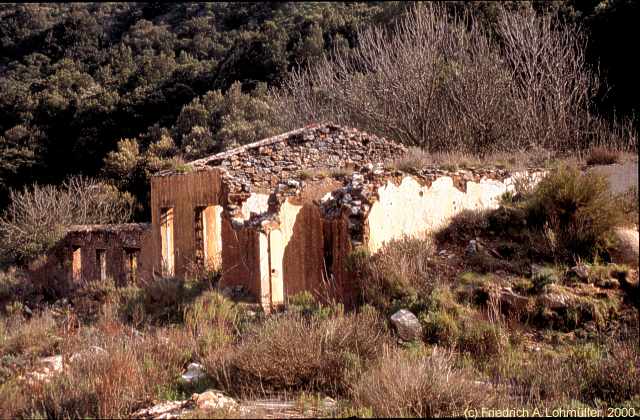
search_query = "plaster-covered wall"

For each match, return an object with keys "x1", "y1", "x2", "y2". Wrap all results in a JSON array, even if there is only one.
[
  {"x1": 366, "y1": 175, "x2": 525, "y2": 254},
  {"x1": 240, "y1": 193, "x2": 270, "y2": 219}
]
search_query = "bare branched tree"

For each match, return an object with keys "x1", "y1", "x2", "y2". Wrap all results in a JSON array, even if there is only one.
[
  {"x1": 0, "y1": 176, "x2": 135, "y2": 265},
  {"x1": 270, "y1": 3, "x2": 636, "y2": 154}
]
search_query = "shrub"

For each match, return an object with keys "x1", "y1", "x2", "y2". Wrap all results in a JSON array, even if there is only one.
[
  {"x1": 525, "y1": 164, "x2": 623, "y2": 262},
  {"x1": 0, "y1": 268, "x2": 34, "y2": 308},
  {"x1": 353, "y1": 237, "x2": 436, "y2": 312},
  {"x1": 422, "y1": 310, "x2": 460, "y2": 347},
  {"x1": 585, "y1": 147, "x2": 620, "y2": 166},
  {"x1": 435, "y1": 209, "x2": 490, "y2": 243},
  {"x1": 184, "y1": 291, "x2": 249, "y2": 354},
  {"x1": 208, "y1": 309, "x2": 389, "y2": 396},
  {"x1": 0, "y1": 311, "x2": 61, "y2": 362},
  {"x1": 582, "y1": 339, "x2": 640, "y2": 404},
  {"x1": 0, "y1": 177, "x2": 135, "y2": 265},
  {"x1": 350, "y1": 348, "x2": 499, "y2": 417},
  {"x1": 457, "y1": 317, "x2": 508, "y2": 359},
  {"x1": 531, "y1": 266, "x2": 560, "y2": 293},
  {"x1": 485, "y1": 338, "x2": 639, "y2": 407},
  {"x1": 619, "y1": 186, "x2": 638, "y2": 227}
]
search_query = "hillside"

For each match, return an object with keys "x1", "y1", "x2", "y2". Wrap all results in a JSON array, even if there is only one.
[
  {"x1": 0, "y1": 162, "x2": 638, "y2": 418},
  {"x1": 0, "y1": 3, "x2": 638, "y2": 417},
  {"x1": 0, "y1": 1, "x2": 638, "y2": 218},
  {"x1": 0, "y1": 2, "x2": 406, "y2": 212}
]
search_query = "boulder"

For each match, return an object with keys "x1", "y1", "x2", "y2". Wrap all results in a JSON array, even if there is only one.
[
  {"x1": 40, "y1": 355, "x2": 63, "y2": 372},
  {"x1": 465, "y1": 240, "x2": 478, "y2": 257},
  {"x1": 193, "y1": 390, "x2": 238, "y2": 411},
  {"x1": 390, "y1": 309, "x2": 423, "y2": 341},
  {"x1": 539, "y1": 293, "x2": 570, "y2": 310},
  {"x1": 132, "y1": 390, "x2": 237, "y2": 419},
  {"x1": 497, "y1": 287, "x2": 530, "y2": 313},
  {"x1": 595, "y1": 278, "x2": 620, "y2": 289},
  {"x1": 23, "y1": 355, "x2": 63, "y2": 384},
  {"x1": 611, "y1": 228, "x2": 639, "y2": 267}
]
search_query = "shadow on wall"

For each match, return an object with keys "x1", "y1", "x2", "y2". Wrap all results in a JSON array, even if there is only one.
[{"x1": 282, "y1": 203, "x2": 329, "y2": 303}]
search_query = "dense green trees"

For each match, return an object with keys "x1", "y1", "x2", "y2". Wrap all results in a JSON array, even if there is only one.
[
  {"x1": 0, "y1": 2, "x2": 637, "y2": 220},
  {"x1": 0, "y1": 2, "x2": 402, "y2": 216}
]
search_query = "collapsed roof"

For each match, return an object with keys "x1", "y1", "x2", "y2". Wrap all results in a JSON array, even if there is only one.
[{"x1": 156, "y1": 123, "x2": 407, "y2": 191}]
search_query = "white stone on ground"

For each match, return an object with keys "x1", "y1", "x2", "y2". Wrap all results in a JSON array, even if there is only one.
[
  {"x1": 193, "y1": 390, "x2": 239, "y2": 411},
  {"x1": 181, "y1": 362, "x2": 206, "y2": 383}
]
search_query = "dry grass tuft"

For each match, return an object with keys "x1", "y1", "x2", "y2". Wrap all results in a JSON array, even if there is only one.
[
  {"x1": 351, "y1": 347, "x2": 500, "y2": 417},
  {"x1": 351, "y1": 236, "x2": 437, "y2": 311},
  {"x1": 585, "y1": 146, "x2": 620, "y2": 166},
  {"x1": 208, "y1": 308, "x2": 389, "y2": 397},
  {"x1": 390, "y1": 147, "x2": 431, "y2": 172}
]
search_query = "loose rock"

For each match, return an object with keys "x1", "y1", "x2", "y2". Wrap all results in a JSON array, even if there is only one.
[
  {"x1": 193, "y1": 390, "x2": 238, "y2": 411},
  {"x1": 572, "y1": 264, "x2": 590, "y2": 280},
  {"x1": 390, "y1": 309, "x2": 423, "y2": 341},
  {"x1": 181, "y1": 362, "x2": 206, "y2": 384},
  {"x1": 611, "y1": 228, "x2": 639, "y2": 267},
  {"x1": 539, "y1": 293, "x2": 570, "y2": 310}
]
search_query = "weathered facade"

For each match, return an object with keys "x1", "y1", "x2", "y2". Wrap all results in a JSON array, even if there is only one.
[
  {"x1": 40, "y1": 123, "x2": 541, "y2": 310},
  {"x1": 149, "y1": 124, "x2": 532, "y2": 311},
  {"x1": 31, "y1": 224, "x2": 153, "y2": 294}
]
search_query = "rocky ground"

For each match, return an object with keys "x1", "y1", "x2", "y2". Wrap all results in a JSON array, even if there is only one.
[{"x1": 1, "y1": 163, "x2": 638, "y2": 418}]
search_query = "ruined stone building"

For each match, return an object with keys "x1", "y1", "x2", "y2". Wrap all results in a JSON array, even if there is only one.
[
  {"x1": 31, "y1": 223, "x2": 153, "y2": 297},
  {"x1": 44, "y1": 124, "x2": 530, "y2": 311}
]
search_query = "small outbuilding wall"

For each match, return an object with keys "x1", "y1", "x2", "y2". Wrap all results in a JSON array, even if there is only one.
[{"x1": 29, "y1": 223, "x2": 153, "y2": 294}]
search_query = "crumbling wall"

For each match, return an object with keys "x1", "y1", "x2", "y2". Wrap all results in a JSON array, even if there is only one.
[
  {"x1": 219, "y1": 178, "x2": 342, "y2": 310},
  {"x1": 218, "y1": 164, "x2": 542, "y2": 311},
  {"x1": 185, "y1": 124, "x2": 407, "y2": 193},
  {"x1": 317, "y1": 166, "x2": 542, "y2": 306},
  {"x1": 64, "y1": 224, "x2": 153, "y2": 285},
  {"x1": 29, "y1": 224, "x2": 153, "y2": 295},
  {"x1": 276, "y1": 179, "x2": 343, "y2": 300},
  {"x1": 366, "y1": 175, "x2": 523, "y2": 253},
  {"x1": 150, "y1": 170, "x2": 225, "y2": 277}
]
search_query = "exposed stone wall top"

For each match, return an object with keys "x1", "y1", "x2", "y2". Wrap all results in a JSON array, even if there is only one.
[
  {"x1": 156, "y1": 123, "x2": 407, "y2": 192},
  {"x1": 66, "y1": 223, "x2": 151, "y2": 234}
]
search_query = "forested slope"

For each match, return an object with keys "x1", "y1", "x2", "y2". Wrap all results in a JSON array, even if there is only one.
[{"x1": 0, "y1": 1, "x2": 636, "y2": 218}]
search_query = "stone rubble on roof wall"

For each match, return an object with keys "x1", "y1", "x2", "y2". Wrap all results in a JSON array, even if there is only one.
[
  {"x1": 194, "y1": 123, "x2": 543, "y2": 237},
  {"x1": 208, "y1": 124, "x2": 407, "y2": 194},
  {"x1": 223, "y1": 160, "x2": 542, "y2": 241}
]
